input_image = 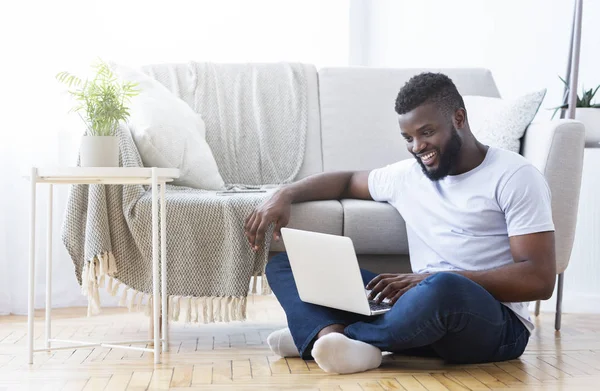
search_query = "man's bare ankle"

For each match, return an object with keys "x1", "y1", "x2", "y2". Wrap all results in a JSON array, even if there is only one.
[{"x1": 317, "y1": 324, "x2": 345, "y2": 339}]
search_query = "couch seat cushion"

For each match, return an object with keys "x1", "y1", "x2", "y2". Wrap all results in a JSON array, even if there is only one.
[{"x1": 341, "y1": 199, "x2": 408, "y2": 254}]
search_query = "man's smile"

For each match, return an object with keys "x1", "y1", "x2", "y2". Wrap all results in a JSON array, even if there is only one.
[{"x1": 418, "y1": 150, "x2": 438, "y2": 166}]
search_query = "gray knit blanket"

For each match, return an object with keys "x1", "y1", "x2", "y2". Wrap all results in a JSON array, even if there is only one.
[{"x1": 62, "y1": 62, "x2": 308, "y2": 323}]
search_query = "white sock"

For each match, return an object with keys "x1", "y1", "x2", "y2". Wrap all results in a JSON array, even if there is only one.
[
  {"x1": 267, "y1": 328, "x2": 300, "y2": 357},
  {"x1": 312, "y1": 333, "x2": 382, "y2": 374}
]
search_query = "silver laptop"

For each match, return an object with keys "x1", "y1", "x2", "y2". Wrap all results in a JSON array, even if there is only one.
[{"x1": 280, "y1": 227, "x2": 392, "y2": 316}]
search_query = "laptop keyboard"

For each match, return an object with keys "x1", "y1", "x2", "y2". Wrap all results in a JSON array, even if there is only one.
[
  {"x1": 368, "y1": 300, "x2": 392, "y2": 312},
  {"x1": 365, "y1": 289, "x2": 392, "y2": 312}
]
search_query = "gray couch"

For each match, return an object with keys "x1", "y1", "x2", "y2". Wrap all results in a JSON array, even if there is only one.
[{"x1": 268, "y1": 67, "x2": 585, "y2": 327}]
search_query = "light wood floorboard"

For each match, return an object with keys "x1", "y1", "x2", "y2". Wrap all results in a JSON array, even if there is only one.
[{"x1": 1, "y1": 295, "x2": 599, "y2": 390}]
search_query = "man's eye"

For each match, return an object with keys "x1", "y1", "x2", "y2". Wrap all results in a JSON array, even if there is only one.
[
  {"x1": 423, "y1": 130, "x2": 434, "y2": 136},
  {"x1": 404, "y1": 137, "x2": 413, "y2": 143}
]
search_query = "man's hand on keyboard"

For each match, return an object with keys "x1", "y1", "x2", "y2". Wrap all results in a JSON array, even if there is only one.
[{"x1": 366, "y1": 273, "x2": 430, "y2": 305}]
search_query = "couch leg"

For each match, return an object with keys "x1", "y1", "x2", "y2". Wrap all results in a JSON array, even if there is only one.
[
  {"x1": 534, "y1": 300, "x2": 541, "y2": 316},
  {"x1": 555, "y1": 273, "x2": 564, "y2": 331}
]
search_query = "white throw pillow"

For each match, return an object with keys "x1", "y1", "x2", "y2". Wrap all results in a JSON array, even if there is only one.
[
  {"x1": 463, "y1": 89, "x2": 546, "y2": 153},
  {"x1": 110, "y1": 62, "x2": 225, "y2": 190}
]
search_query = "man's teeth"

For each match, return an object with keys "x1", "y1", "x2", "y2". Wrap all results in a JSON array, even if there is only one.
[{"x1": 422, "y1": 151, "x2": 436, "y2": 160}]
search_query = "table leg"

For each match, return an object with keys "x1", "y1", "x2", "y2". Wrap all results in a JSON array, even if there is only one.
[
  {"x1": 45, "y1": 184, "x2": 53, "y2": 350},
  {"x1": 148, "y1": 310, "x2": 154, "y2": 344},
  {"x1": 28, "y1": 168, "x2": 37, "y2": 364},
  {"x1": 160, "y1": 182, "x2": 168, "y2": 352},
  {"x1": 151, "y1": 168, "x2": 160, "y2": 364}
]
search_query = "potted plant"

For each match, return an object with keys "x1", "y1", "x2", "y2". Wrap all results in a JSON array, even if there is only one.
[
  {"x1": 57, "y1": 59, "x2": 139, "y2": 167},
  {"x1": 552, "y1": 76, "x2": 600, "y2": 147}
]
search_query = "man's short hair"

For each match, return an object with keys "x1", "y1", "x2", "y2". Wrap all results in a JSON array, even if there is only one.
[{"x1": 394, "y1": 72, "x2": 465, "y2": 118}]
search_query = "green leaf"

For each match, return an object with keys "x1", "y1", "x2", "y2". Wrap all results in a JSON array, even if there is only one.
[
  {"x1": 57, "y1": 58, "x2": 142, "y2": 134},
  {"x1": 591, "y1": 85, "x2": 600, "y2": 101},
  {"x1": 554, "y1": 75, "x2": 600, "y2": 110}
]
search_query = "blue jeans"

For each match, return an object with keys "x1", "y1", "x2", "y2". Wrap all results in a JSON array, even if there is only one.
[{"x1": 266, "y1": 252, "x2": 530, "y2": 363}]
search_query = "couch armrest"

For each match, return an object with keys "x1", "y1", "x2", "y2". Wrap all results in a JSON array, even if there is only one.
[{"x1": 521, "y1": 120, "x2": 585, "y2": 273}]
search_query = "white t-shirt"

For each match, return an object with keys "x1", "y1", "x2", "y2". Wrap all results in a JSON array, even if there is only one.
[{"x1": 367, "y1": 146, "x2": 555, "y2": 332}]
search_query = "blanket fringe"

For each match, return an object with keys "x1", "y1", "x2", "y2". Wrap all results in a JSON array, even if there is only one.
[
  {"x1": 81, "y1": 252, "x2": 116, "y2": 316},
  {"x1": 81, "y1": 251, "x2": 254, "y2": 323}
]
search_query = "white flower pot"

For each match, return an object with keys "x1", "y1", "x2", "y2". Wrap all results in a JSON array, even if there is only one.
[
  {"x1": 80, "y1": 136, "x2": 119, "y2": 167},
  {"x1": 575, "y1": 108, "x2": 600, "y2": 147}
]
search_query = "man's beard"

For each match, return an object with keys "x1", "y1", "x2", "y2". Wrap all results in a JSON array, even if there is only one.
[{"x1": 415, "y1": 128, "x2": 462, "y2": 181}]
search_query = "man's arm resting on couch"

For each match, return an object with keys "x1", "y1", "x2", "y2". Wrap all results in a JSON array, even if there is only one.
[{"x1": 245, "y1": 171, "x2": 372, "y2": 249}]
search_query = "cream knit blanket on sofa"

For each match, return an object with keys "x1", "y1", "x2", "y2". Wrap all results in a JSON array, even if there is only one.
[{"x1": 62, "y1": 62, "x2": 308, "y2": 322}]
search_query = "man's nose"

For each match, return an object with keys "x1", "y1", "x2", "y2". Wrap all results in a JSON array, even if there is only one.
[{"x1": 412, "y1": 139, "x2": 426, "y2": 154}]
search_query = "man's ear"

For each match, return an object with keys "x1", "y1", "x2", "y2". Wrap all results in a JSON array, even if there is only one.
[{"x1": 454, "y1": 108, "x2": 467, "y2": 129}]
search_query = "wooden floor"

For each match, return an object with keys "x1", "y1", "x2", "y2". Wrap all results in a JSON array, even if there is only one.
[{"x1": 1, "y1": 296, "x2": 600, "y2": 390}]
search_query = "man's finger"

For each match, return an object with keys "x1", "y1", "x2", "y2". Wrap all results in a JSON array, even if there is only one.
[
  {"x1": 244, "y1": 211, "x2": 255, "y2": 230},
  {"x1": 254, "y1": 218, "x2": 271, "y2": 250},
  {"x1": 245, "y1": 211, "x2": 256, "y2": 235},
  {"x1": 367, "y1": 279, "x2": 384, "y2": 299},
  {"x1": 366, "y1": 273, "x2": 393, "y2": 290},
  {"x1": 366, "y1": 275, "x2": 382, "y2": 290},
  {"x1": 369, "y1": 277, "x2": 394, "y2": 300},
  {"x1": 247, "y1": 214, "x2": 262, "y2": 250},
  {"x1": 371, "y1": 278, "x2": 388, "y2": 299},
  {"x1": 379, "y1": 280, "x2": 410, "y2": 303},
  {"x1": 390, "y1": 287, "x2": 411, "y2": 305},
  {"x1": 378, "y1": 282, "x2": 397, "y2": 303},
  {"x1": 273, "y1": 220, "x2": 282, "y2": 241}
]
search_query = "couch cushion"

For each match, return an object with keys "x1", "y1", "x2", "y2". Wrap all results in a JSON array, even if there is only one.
[
  {"x1": 269, "y1": 200, "x2": 343, "y2": 252},
  {"x1": 341, "y1": 199, "x2": 408, "y2": 254},
  {"x1": 112, "y1": 62, "x2": 225, "y2": 190},
  {"x1": 318, "y1": 67, "x2": 501, "y2": 172},
  {"x1": 464, "y1": 89, "x2": 546, "y2": 154}
]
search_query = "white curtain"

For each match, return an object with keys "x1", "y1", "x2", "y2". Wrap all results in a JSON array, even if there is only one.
[{"x1": 0, "y1": 0, "x2": 350, "y2": 315}]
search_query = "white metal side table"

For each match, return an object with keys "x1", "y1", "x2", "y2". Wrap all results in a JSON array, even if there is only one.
[{"x1": 24, "y1": 167, "x2": 180, "y2": 364}]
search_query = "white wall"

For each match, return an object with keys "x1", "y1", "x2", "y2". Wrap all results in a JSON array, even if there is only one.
[
  {"x1": 354, "y1": 0, "x2": 600, "y2": 314},
  {"x1": 355, "y1": 0, "x2": 600, "y2": 121}
]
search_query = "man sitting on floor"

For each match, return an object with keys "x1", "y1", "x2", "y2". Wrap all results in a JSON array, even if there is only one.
[{"x1": 244, "y1": 72, "x2": 556, "y2": 374}]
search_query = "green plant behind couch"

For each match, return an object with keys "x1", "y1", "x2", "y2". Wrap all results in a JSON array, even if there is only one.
[
  {"x1": 551, "y1": 75, "x2": 600, "y2": 119},
  {"x1": 56, "y1": 59, "x2": 140, "y2": 136}
]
